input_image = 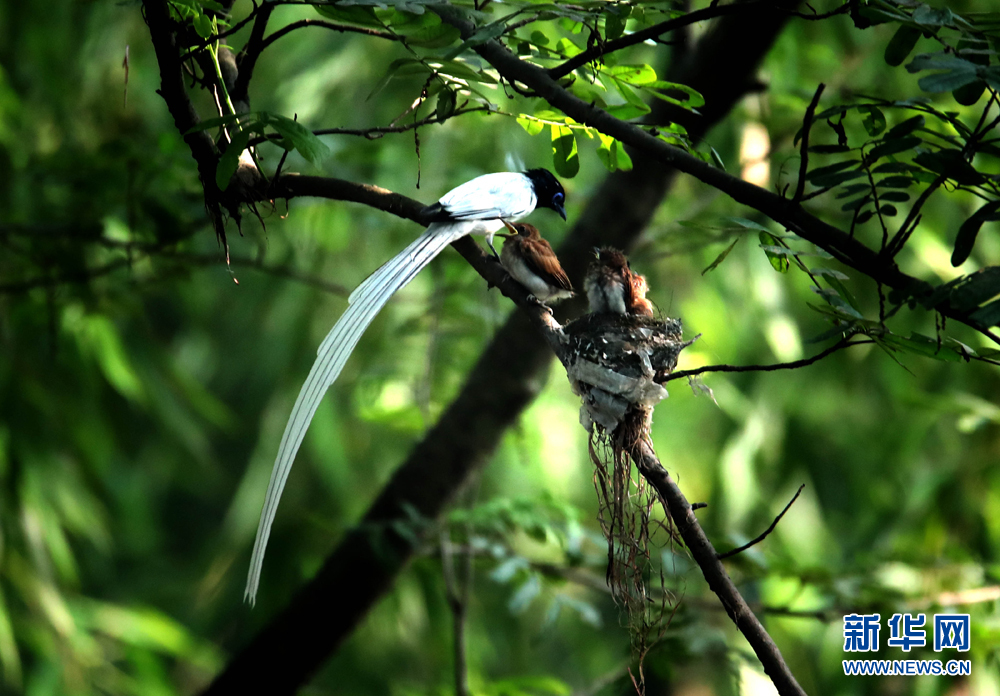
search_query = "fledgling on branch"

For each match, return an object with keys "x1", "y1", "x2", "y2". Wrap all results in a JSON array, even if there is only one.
[
  {"x1": 244, "y1": 169, "x2": 567, "y2": 604},
  {"x1": 498, "y1": 221, "x2": 574, "y2": 305},
  {"x1": 584, "y1": 247, "x2": 655, "y2": 317}
]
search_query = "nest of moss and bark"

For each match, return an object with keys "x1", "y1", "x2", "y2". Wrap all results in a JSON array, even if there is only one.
[
  {"x1": 556, "y1": 311, "x2": 698, "y2": 666},
  {"x1": 561, "y1": 313, "x2": 696, "y2": 433}
]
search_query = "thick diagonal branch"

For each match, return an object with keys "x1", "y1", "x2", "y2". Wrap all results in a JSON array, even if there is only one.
[{"x1": 630, "y1": 442, "x2": 807, "y2": 696}]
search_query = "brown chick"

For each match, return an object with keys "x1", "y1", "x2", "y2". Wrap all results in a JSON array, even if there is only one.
[{"x1": 499, "y1": 222, "x2": 574, "y2": 304}]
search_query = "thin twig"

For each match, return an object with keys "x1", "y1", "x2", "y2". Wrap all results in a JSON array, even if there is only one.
[
  {"x1": 664, "y1": 337, "x2": 867, "y2": 382},
  {"x1": 717, "y1": 485, "x2": 804, "y2": 560},
  {"x1": 440, "y1": 533, "x2": 472, "y2": 696},
  {"x1": 861, "y1": 145, "x2": 890, "y2": 252},
  {"x1": 248, "y1": 107, "x2": 490, "y2": 147},
  {"x1": 793, "y1": 83, "x2": 825, "y2": 203},
  {"x1": 548, "y1": 2, "x2": 850, "y2": 80},
  {"x1": 258, "y1": 19, "x2": 397, "y2": 54}
]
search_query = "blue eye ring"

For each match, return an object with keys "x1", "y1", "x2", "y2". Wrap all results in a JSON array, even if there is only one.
[{"x1": 553, "y1": 192, "x2": 564, "y2": 204}]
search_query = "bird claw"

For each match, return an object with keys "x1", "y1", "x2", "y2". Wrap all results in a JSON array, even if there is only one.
[{"x1": 527, "y1": 294, "x2": 554, "y2": 315}]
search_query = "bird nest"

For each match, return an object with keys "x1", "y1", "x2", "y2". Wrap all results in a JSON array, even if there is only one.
[
  {"x1": 561, "y1": 313, "x2": 696, "y2": 433},
  {"x1": 557, "y1": 312, "x2": 698, "y2": 666}
]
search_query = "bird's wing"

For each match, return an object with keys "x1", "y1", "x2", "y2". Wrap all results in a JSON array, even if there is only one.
[
  {"x1": 436, "y1": 172, "x2": 536, "y2": 221},
  {"x1": 245, "y1": 221, "x2": 472, "y2": 604},
  {"x1": 522, "y1": 238, "x2": 574, "y2": 292}
]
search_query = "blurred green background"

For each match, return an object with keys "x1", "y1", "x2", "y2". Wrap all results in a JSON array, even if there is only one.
[{"x1": 1, "y1": 0, "x2": 999, "y2": 694}]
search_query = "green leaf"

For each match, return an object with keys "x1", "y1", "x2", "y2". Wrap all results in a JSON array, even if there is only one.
[
  {"x1": 710, "y1": 146, "x2": 726, "y2": 170},
  {"x1": 508, "y1": 575, "x2": 541, "y2": 613},
  {"x1": 724, "y1": 217, "x2": 771, "y2": 233},
  {"x1": 605, "y1": 12, "x2": 626, "y2": 40},
  {"x1": 613, "y1": 139, "x2": 632, "y2": 171},
  {"x1": 367, "y1": 58, "x2": 428, "y2": 100},
  {"x1": 825, "y1": 274, "x2": 860, "y2": 311},
  {"x1": 881, "y1": 333, "x2": 963, "y2": 362},
  {"x1": 315, "y1": 4, "x2": 382, "y2": 28},
  {"x1": 530, "y1": 30, "x2": 549, "y2": 46},
  {"x1": 918, "y1": 68, "x2": 979, "y2": 93},
  {"x1": 215, "y1": 128, "x2": 251, "y2": 191},
  {"x1": 807, "y1": 160, "x2": 863, "y2": 187},
  {"x1": 953, "y1": 80, "x2": 987, "y2": 106},
  {"x1": 981, "y1": 66, "x2": 1000, "y2": 92},
  {"x1": 841, "y1": 195, "x2": 871, "y2": 212},
  {"x1": 431, "y1": 59, "x2": 497, "y2": 84},
  {"x1": 912, "y1": 5, "x2": 956, "y2": 27},
  {"x1": 262, "y1": 112, "x2": 330, "y2": 164},
  {"x1": 555, "y1": 38, "x2": 582, "y2": 57},
  {"x1": 836, "y1": 183, "x2": 871, "y2": 199},
  {"x1": 810, "y1": 267, "x2": 850, "y2": 280},
  {"x1": 879, "y1": 204, "x2": 898, "y2": 217},
  {"x1": 702, "y1": 238, "x2": 739, "y2": 275},
  {"x1": 877, "y1": 176, "x2": 914, "y2": 188},
  {"x1": 516, "y1": 115, "x2": 544, "y2": 136},
  {"x1": 551, "y1": 125, "x2": 579, "y2": 178},
  {"x1": 404, "y1": 22, "x2": 460, "y2": 48},
  {"x1": 811, "y1": 287, "x2": 863, "y2": 319},
  {"x1": 606, "y1": 102, "x2": 650, "y2": 120},
  {"x1": 192, "y1": 13, "x2": 214, "y2": 39},
  {"x1": 436, "y1": 88, "x2": 456, "y2": 119},
  {"x1": 949, "y1": 267, "x2": 1000, "y2": 310},
  {"x1": 971, "y1": 299, "x2": 1000, "y2": 326},
  {"x1": 879, "y1": 191, "x2": 910, "y2": 203},
  {"x1": 884, "y1": 115, "x2": 925, "y2": 140},
  {"x1": 873, "y1": 161, "x2": 920, "y2": 174},
  {"x1": 814, "y1": 168, "x2": 867, "y2": 188},
  {"x1": 914, "y1": 150, "x2": 982, "y2": 185},
  {"x1": 645, "y1": 81, "x2": 705, "y2": 111},
  {"x1": 866, "y1": 136, "x2": 921, "y2": 161},
  {"x1": 603, "y1": 64, "x2": 657, "y2": 85},
  {"x1": 907, "y1": 53, "x2": 978, "y2": 74},
  {"x1": 466, "y1": 21, "x2": 506, "y2": 45},
  {"x1": 884, "y1": 25, "x2": 921, "y2": 67},
  {"x1": 860, "y1": 106, "x2": 886, "y2": 137},
  {"x1": 952, "y1": 201, "x2": 1000, "y2": 266},
  {"x1": 759, "y1": 232, "x2": 789, "y2": 273}
]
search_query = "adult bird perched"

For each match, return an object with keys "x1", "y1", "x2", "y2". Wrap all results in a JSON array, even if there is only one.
[
  {"x1": 584, "y1": 247, "x2": 654, "y2": 317},
  {"x1": 498, "y1": 221, "x2": 574, "y2": 305},
  {"x1": 245, "y1": 169, "x2": 567, "y2": 604}
]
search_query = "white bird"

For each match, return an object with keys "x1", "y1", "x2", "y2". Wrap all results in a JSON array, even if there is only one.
[{"x1": 245, "y1": 169, "x2": 567, "y2": 603}]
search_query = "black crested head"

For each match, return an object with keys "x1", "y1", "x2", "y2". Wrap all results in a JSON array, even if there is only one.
[{"x1": 524, "y1": 168, "x2": 567, "y2": 221}]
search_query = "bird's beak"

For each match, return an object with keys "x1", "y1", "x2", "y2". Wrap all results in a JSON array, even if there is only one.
[{"x1": 555, "y1": 202, "x2": 567, "y2": 221}]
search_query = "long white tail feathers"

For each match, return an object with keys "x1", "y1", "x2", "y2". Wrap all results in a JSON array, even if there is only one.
[{"x1": 244, "y1": 223, "x2": 467, "y2": 604}]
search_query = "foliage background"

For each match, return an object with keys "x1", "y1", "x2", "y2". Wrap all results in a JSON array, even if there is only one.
[{"x1": 1, "y1": 0, "x2": 999, "y2": 694}]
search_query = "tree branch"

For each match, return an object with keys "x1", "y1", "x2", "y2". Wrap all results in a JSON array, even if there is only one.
[
  {"x1": 717, "y1": 484, "x2": 804, "y2": 559},
  {"x1": 629, "y1": 441, "x2": 807, "y2": 696},
  {"x1": 434, "y1": 2, "x2": 1000, "y2": 345},
  {"x1": 232, "y1": 1, "x2": 276, "y2": 107},
  {"x1": 258, "y1": 19, "x2": 397, "y2": 56},
  {"x1": 548, "y1": 1, "x2": 850, "y2": 80},
  {"x1": 793, "y1": 82, "x2": 825, "y2": 203},
  {"x1": 664, "y1": 336, "x2": 869, "y2": 382}
]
